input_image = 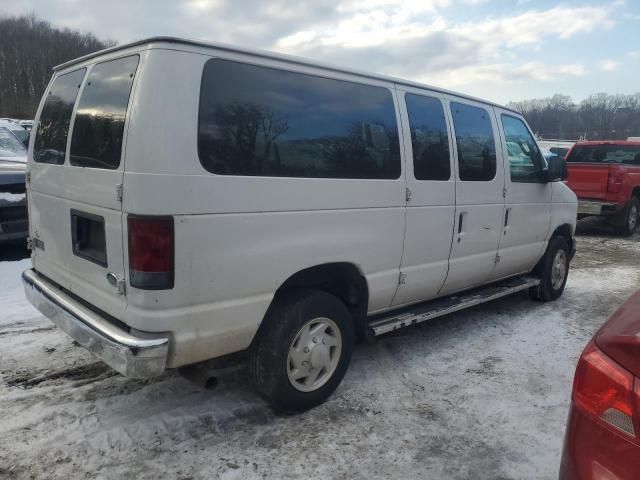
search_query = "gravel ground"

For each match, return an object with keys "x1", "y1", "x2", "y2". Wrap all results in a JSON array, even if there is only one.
[{"x1": 1, "y1": 219, "x2": 639, "y2": 480}]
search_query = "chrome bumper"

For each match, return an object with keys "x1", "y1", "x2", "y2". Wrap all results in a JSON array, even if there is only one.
[
  {"x1": 577, "y1": 200, "x2": 619, "y2": 216},
  {"x1": 22, "y1": 269, "x2": 168, "y2": 379}
]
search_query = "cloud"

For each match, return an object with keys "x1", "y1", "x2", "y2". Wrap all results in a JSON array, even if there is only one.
[
  {"x1": 273, "y1": 3, "x2": 612, "y2": 89},
  {"x1": 425, "y1": 62, "x2": 585, "y2": 88},
  {"x1": 599, "y1": 60, "x2": 619, "y2": 71},
  {"x1": 0, "y1": 0, "x2": 624, "y2": 102}
]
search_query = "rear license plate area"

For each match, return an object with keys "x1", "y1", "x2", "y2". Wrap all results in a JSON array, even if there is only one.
[{"x1": 71, "y1": 210, "x2": 107, "y2": 267}]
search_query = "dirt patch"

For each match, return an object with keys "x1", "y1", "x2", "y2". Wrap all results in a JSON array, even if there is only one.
[{"x1": 3, "y1": 362, "x2": 115, "y2": 389}]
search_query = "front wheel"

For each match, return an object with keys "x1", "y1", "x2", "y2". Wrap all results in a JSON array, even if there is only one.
[
  {"x1": 249, "y1": 289, "x2": 354, "y2": 412},
  {"x1": 614, "y1": 197, "x2": 639, "y2": 237},
  {"x1": 530, "y1": 236, "x2": 570, "y2": 302}
]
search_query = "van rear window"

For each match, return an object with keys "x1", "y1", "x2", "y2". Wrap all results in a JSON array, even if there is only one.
[
  {"x1": 198, "y1": 58, "x2": 400, "y2": 179},
  {"x1": 33, "y1": 68, "x2": 86, "y2": 164},
  {"x1": 70, "y1": 55, "x2": 139, "y2": 169},
  {"x1": 567, "y1": 145, "x2": 640, "y2": 165}
]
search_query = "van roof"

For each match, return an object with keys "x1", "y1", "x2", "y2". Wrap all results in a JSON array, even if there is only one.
[{"x1": 54, "y1": 36, "x2": 519, "y2": 115}]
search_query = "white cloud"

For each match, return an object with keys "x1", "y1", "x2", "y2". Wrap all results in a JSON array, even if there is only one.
[
  {"x1": 424, "y1": 61, "x2": 585, "y2": 88},
  {"x1": 599, "y1": 60, "x2": 619, "y2": 71},
  {"x1": 273, "y1": 3, "x2": 613, "y2": 91},
  {"x1": 0, "y1": 0, "x2": 627, "y2": 102}
]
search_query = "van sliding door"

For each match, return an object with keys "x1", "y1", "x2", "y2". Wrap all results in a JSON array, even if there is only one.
[{"x1": 391, "y1": 88, "x2": 456, "y2": 307}]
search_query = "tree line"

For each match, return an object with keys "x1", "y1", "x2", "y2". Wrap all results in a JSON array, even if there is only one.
[
  {"x1": 0, "y1": 13, "x2": 114, "y2": 119},
  {"x1": 507, "y1": 93, "x2": 640, "y2": 141}
]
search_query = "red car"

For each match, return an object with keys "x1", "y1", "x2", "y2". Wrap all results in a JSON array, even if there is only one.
[
  {"x1": 560, "y1": 290, "x2": 640, "y2": 479},
  {"x1": 565, "y1": 141, "x2": 640, "y2": 236}
]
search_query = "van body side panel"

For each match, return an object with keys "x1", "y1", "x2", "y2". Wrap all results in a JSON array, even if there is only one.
[
  {"x1": 122, "y1": 49, "x2": 405, "y2": 367},
  {"x1": 439, "y1": 96, "x2": 506, "y2": 295}
]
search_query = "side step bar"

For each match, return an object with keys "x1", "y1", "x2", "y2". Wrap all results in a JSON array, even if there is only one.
[{"x1": 369, "y1": 275, "x2": 541, "y2": 336}]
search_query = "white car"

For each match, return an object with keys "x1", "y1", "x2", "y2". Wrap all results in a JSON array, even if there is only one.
[
  {"x1": 22, "y1": 37, "x2": 577, "y2": 411},
  {"x1": 0, "y1": 119, "x2": 30, "y2": 146}
]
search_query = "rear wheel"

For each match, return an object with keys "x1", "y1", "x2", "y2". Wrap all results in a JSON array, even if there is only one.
[
  {"x1": 614, "y1": 197, "x2": 639, "y2": 237},
  {"x1": 249, "y1": 289, "x2": 354, "y2": 412},
  {"x1": 530, "y1": 236, "x2": 570, "y2": 302}
]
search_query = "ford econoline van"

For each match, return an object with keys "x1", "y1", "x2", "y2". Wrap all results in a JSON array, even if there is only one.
[{"x1": 23, "y1": 37, "x2": 577, "y2": 411}]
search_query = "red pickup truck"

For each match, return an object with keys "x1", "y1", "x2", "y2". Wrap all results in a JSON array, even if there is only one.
[{"x1": 565, "y1": 141, "x2": 640, "y2": 236}]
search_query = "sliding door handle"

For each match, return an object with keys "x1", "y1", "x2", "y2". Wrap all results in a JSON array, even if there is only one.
[{"x1": 504, "y1": 208, "x2": 512, "y2": 235}]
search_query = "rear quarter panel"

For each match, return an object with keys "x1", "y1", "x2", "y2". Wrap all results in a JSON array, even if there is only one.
[{"x1": 122, "y1": 47, "x2": 406, "y2": 367}]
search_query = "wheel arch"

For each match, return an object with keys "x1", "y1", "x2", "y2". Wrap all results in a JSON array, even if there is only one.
[
  {"x1": 551, "y1": 223, "x2": 575, "y2": 258},
  {"x1": 264, "y1": 262, "x2": 370, "y2": 342}
]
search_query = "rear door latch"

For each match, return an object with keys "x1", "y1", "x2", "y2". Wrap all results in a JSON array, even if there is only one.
[{"x1": 107, "y1": 272, "x2": 126, "y2": 295}]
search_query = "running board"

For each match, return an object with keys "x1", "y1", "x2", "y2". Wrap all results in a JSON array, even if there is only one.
[{"x1": 369, "y1": 275, "x2": 541, "y2": 336}]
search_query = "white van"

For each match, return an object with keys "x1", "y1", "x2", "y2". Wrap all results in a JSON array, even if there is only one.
[{"x1": 23, "y1": 37, "x2": 577, "y2": 411}]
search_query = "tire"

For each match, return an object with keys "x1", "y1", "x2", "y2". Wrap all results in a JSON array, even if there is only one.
[
  {"x1": 613, "y1": 197, "x2": 639, "y2": 237},
  {"x1": 530, "y1": 236, "x2": 571, "y2": 302},
  {"x1": 249, "y1": 289, "x2": 354, "y2": 412}
]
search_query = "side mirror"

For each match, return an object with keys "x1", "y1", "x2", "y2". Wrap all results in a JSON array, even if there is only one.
[{"x1": 545, "y1": 155, "x2": 568, "y2": 182}]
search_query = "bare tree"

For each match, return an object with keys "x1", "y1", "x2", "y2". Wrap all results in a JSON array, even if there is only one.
[
  {"x1": 0, "y1": 13, "x2": 115, "y2": 118},
  {"x1": 508, "y1": 92, "x2": 640, "y2": 140}
]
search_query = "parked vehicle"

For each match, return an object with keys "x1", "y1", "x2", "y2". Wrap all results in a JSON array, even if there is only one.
[
  {"x1": 538, "y1": 140, "x2": 575, "y2": 160},
  {"x1": 565, "y1": 140, "x2": 640, "y2": 236},
  {"x1": 0, "y1": 119, "x2": 30, "y2": 146},
  {"x1": 22, "y1": 37, "x2": 577, "y2": 411},
  {"x1": 0, "y1": 126, "x2": 28, "y2": 243},
  {"x1": 18, "y1": 119, "x2": 33, "y2": 131},
  {"x1": 560, "y1": 290, "x2": 640, "y2": 479}
]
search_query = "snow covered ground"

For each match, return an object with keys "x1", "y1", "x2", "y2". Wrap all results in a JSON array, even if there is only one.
[{"x1": 1, "y1": 221, "x2": 639, "y2": 479}]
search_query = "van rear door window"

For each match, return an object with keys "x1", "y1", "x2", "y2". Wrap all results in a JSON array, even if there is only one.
[
  {"x1": 70, "y1": 55, "x2": 139, "y2": 169},
  {"x1": 198, "y1": 58, "x2": 401, "y2": 179},
  {"x1": 33, "y1": 68, "x2": 86, "y2": 164}
]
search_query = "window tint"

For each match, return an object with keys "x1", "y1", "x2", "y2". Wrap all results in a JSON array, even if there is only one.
[
  {"x1": 567, "y1": 144, "x2": 640, "y2": 165},
  {"x1": 501, "y1": 115, "x2": 545, "y2": 183},
  {"x1": 405, "y1": 94, "x2": 450, "y2": 180},
  {"x1": 70, "y1": 55, "x2": 139, "y2": 169},
  {"x1": 451, "y1": 102, "x2": 496, "y2": 181},
  {"x1": 33, "y1": 68, "x2": 86, "y2": 164},
  {"x1": 198, "y1": 59, "x2": 400, "y2": 179}
]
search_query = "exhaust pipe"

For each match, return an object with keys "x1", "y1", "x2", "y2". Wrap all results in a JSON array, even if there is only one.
[{"x1": 178, "y1": 365, "x2": 218, "y2": 390}]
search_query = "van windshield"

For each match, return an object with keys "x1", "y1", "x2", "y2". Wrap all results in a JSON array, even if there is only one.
[
  {"x1": 0, "y1": 127, "x2": 27, "y2": 161},
  {"x1": 567, "y1": 144, "x2": 640, "y2": 165}
]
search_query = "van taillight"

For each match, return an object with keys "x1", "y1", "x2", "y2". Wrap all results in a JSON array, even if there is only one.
[
  {"x1": 127, "y1": 215, "x2": 174, "y2": 290},
  {"x1": 573, "y1": 342, "x2": 638, "y2": 438},
  {"x1": 607, "y1": 168, "x2": 624, "y2": 193}
]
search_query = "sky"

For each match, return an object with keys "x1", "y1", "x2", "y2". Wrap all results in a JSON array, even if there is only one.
[{"x1": 2, "y1": 0, "x2": 639, "y2": 105}]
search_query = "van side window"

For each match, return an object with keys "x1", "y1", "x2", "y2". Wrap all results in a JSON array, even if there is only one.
[
  {"x1": 451, "y1": 102, "x2": 496, "y2": 182},
  {"x1": 405, "y1": 93, "x2": 450, "y2": 180},
  {"x1": 70, "y1": 55, "x2": 139, "y2": 169},
  {"x1": 501, "y1": 115, "x2": 545, "y2": 183},
  {"x1": 33, "y1": 68, "x2": 86, "y2": 164},
  {"x1": 198, "y1": 59, "x2": 401, "y2": 179}
]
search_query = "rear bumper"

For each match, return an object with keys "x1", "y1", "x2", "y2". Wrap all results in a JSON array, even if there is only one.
[
  {"x1": 560, "y1": 403, "x2": 640, "y2": 480},
  {"x1": 577, "y1": 200, "x2": 622, "y2": 217},
  {"x1": 22, "y1": 268, "x2": 169, "y2": 379}
]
